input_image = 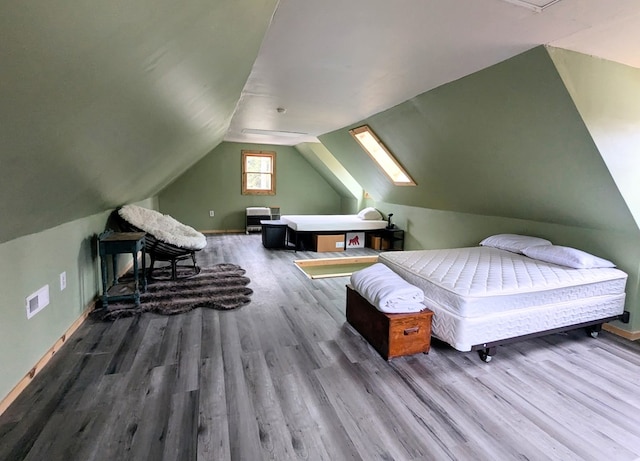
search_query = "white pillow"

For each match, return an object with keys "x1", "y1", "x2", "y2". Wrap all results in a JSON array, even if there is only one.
[
  {"x1": 523, "y1": 245, "x2": 616, "y2": 269},
  {"x1": 479, "y1": 234, "x2": 552, "y2": 254},
  {"x1": 357, "y1": 207, "x2": 382, "y2": 220}
]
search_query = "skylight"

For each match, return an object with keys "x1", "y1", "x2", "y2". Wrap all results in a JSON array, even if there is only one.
[{"x1": 349, "y1": 125, "x2": 416, "y2": 186}]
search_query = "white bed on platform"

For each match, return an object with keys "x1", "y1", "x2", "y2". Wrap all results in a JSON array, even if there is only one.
[
  {"x1": 378, "y1": 241, "x2": 628, "y2": 361},
  {"x1": 280, "y1": 214, "x2": 387, "y2": 232},
  {"x1": 281, "y1": 207, "x2": 388, "y2": 250}
]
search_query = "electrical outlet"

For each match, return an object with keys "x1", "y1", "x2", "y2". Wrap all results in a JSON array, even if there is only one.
[
  {"x1": 60, "y1": 271, "x2": 67, "y2": 291},
  {"x1": 209, "y1": 210, "x2": 215, "y2": 217}
]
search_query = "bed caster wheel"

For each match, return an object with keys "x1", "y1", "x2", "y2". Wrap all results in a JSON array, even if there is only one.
[
  {"x1": 587, "y1": 324, "x2": 602, "y2": 339},
  {"x1": 478, "y1": 350, "x2": 492, "y2": 363}
]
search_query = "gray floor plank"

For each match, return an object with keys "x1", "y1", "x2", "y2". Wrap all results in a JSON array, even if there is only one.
[
  {"x1": 2, "y1": 233, "x2": 640, "y2": 461},
  {"x1": 128, "y1": 364, "x2": 177, "y2": 461},
  {"x1": 197, "y1": 357, "x2": 231, "y2": 461},
  {"x1": 314, "y1": 359, "x2": 422, "y2": 460},
  {"x1": 242, "y1": 350, "x2": 299, "y2": 460},
  {"x1": 162, "y1": 389, "x2": 199, "y2": 461},
  {"x1": 219, "y1": 312, "x2": 264, "y2": 461},
  {"x1": 271, "y1": 371, "x2": 336, "y2": 461},
  {"x1": 476, "y1": 365, "x2": 620, "y2": 460},
  {"x1": 172, "y1": 309, "x2": 203, "y2": 394}
]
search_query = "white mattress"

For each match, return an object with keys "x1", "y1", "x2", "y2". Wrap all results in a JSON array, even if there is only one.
[
  {"x1": 431, "y1": 294, "x2": 625, "y2": 352},
  {"x1": 379, "y1": 247, "x2": 628, "y2": 351},
  {"x1": 281, "y1": 214, "x2": 387, "y2": 232},
  {"x1": 379, "y1": 247, "x2": 627, "y2": 318}
]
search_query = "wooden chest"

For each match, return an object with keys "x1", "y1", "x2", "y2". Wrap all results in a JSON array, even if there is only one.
[{"x1": 346, "y1": 285, "x2": 433, "y2": 360}]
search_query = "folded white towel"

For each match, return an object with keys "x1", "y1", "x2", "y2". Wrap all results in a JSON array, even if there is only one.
[{"x1": 350, "y1": 263, "x2": 425, "y2": 314}]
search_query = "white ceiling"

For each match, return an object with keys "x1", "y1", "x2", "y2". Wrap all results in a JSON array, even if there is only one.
[{"x1": 225, "y1": 0, "x2": 640, "y2": 146}]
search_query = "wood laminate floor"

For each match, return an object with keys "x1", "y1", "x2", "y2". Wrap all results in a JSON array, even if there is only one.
[{"x1": 2, "y1": 234, "x2": 640, "y2": 461}]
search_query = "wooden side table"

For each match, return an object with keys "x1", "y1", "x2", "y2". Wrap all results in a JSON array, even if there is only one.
[
  {"x1": 367, "y1": 227, "x2": 405, "y2": 251},
  {"x1": 379, "y1": 227, "x2": 405, "y2": 250},
  {"x1": 99, "y1": 231, "x2": 146, "y2": 308}
]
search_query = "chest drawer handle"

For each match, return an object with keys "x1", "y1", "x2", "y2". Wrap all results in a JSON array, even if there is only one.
[{"x1": 404, "y1": 326, "x2": 419, "y2": 335}]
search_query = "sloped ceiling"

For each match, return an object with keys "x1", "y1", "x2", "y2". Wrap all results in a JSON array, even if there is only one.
[
  {"x1": 0, "y1": 0, "x2": 277, "y2": 244},
  {"x1": 226, "y1": 0, "x2": 640, "y2": 146},
  {"x1": 294, "y1": 143, "x2": 363, "y2": 203},
  {"x1": 2, "y1": 0, "x2": 640, "y2": 244},
  {"x1": 320, "y1": 47, "x2": 637, "y2": 233}
]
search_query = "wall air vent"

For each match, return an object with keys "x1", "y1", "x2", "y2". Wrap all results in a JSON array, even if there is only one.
[
  {"x1": 26, "y1": 285, "x2": 50, "y2": 319},
  {"x1": 498, "y1": 0, "x2": 563, "y2": 12}
]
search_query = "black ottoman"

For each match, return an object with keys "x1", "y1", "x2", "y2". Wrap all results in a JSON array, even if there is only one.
[{"x1": 261, "y1": 220, "x2": 288, "y2": 249}]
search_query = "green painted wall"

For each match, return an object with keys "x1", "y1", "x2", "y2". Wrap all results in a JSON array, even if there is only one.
[
  {"x1": 0, "y1": 0, "x2": 278, "y2": 245},
  {"x1": 0, "y1": 215, "x2": 101, "y2": 401},
  {"x1": 0, "y1": 198, "x2": 156, "y2": 402},
  {"x1": 321, "y1": 46, "x2": 635, "y2": 232},
  {"x1": 158, "y1": 142, "x2": 343, "y2": 230},
  {"x1": 320, "y1": 46, "x2": 640, "y2": 331},
  {"x1": 549, "y1": 48, "x2": 640, "y2": 231},
  {"x1": 295, "y1": 142, "x2": 365, "y2": 214}
]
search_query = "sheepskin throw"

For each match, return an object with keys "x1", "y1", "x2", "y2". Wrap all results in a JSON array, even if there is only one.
[
  {"x1": 118, "y1": 205, "x2": 207, "y2": 250},
  {"x1": 95, "y1": 263, "x2": 252, "y2": 320}
]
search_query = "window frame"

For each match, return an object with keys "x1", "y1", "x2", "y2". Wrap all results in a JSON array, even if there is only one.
[
  {"x1": 349, "y1": 125, "x2": 416, "y2": 186},
  {"x1": 242, "y1": 150, "x2": 276, "y2": 195}
]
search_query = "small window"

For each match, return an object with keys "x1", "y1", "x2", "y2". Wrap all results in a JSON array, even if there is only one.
[
  {"x1": 242, "y1": 150, "x2": 276, "y2": 195},
  {"x1": 349, "y1": 125, "x2": 416, "y2": 186}
]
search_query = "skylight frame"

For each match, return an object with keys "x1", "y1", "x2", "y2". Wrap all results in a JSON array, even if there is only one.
[{"x1": 349, "y1": 125, "x2": 416, "y2": 186}]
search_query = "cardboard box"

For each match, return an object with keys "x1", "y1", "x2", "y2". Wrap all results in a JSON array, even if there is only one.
[
  {"x1": 314, "y1": 234, "x2": 345, "y2": 252},
  {"x1": 346, "y1": 231, "x2": 365, "y2": 248},
  {"x1": 367, "y1": 235, "x2": 382, "y2": 250}
]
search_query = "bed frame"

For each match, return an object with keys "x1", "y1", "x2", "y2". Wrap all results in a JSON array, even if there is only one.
[
  {"x1": 348, "y1": 280, "x2": 630, "y2": 362},
  {"x1": 374, "y1": 247, "x2": 631, "y2": 362},
  {"x1": 286, "y1": 228, "x2": 363, "y2": 251},
  {"x1": 471, "y1": 311, "x2": 630, "y2": 362},
  {"x1": 280, "y1": 214, "x2": 388, "y2": 251}
]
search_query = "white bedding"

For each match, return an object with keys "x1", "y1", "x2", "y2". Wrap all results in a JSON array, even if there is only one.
[
  {"x1": 350, "y1": 263, "x2": 424, "y2": 313},
  {"x1": 379, "y1": 247, "x2": 627, "y2": 351},
  {"x1": 281, "y1": 214, "x2": 387, "y2": 232},
  {"x1": 379, "y1": 247, "x2": 627, "y2": 317},
  {"x1": 430, "y1": 294, "x2": 625, "y2": 352}
]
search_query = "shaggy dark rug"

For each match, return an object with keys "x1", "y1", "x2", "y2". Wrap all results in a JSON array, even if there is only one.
[{"x1": 94, "y1": 263, "x2": 252, "y2": 320}]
